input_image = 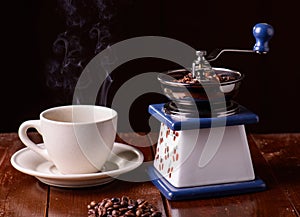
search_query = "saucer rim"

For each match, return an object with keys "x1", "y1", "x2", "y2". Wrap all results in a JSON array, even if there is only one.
[{"x1": 10, "y1": 142, "x2": 144, "y2": 180}]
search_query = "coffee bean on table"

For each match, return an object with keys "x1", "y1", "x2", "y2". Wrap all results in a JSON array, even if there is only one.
[{"x1": 87, "y1": 196, "x2": 162, "y2": 217}]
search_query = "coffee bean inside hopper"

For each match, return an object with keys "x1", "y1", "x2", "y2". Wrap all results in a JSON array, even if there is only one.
[{"x1": 174, "y1": 72, "x2": 237, "y2": 84}]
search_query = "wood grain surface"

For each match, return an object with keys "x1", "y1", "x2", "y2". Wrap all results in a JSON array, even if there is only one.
[{"x1": 1, "y1": 132, "x2": 299, "y2": 217}]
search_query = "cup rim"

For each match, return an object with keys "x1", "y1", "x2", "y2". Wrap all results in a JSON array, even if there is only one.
[{"x1": 40, "y1": 105, "x2": 117, "y2": 125}]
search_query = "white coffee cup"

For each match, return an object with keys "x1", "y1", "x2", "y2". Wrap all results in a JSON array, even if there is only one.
[{"x1": 18, "y1": 105, "x2": 118, "y2": 174}]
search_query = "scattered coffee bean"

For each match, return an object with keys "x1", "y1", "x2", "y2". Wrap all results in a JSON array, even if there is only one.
[{"x1": 87, "y1": 196, "x2": 162, "y2": 217}]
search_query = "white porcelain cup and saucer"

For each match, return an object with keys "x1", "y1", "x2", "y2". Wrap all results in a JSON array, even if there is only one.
[{"x1": 11, "y1": 105, "x2": 144, "y2": 188}]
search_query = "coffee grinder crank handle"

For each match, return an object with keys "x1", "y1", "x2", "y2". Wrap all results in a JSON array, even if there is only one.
[{"x1": 206, "y1": 23, "x2": 274, "y2": 62}]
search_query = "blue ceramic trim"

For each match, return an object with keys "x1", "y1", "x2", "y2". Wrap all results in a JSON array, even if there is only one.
[
  {"x1": 148, "y1": 166, "x2": 266, "y2": 201},
  {"x1": 148, "y1": 103, "x2": 259, "y2": 131}
]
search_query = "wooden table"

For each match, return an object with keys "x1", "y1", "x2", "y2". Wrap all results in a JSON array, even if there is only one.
[{"x1": 1, "y1": 132, "x2": 299, "y2": 217}]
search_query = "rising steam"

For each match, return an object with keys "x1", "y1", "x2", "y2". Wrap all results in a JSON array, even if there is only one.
[{"x1": 46, "y1": 0, "x2": 114, "y2": 104}]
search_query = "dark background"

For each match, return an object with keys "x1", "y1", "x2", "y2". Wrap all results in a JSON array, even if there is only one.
[{"x1": 1, "y1": 0, "x2": 300, "y2": 133}]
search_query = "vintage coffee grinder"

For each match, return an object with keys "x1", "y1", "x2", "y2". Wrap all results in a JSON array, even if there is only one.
[{"x1": 148, "y1": 23, "x2": 274, "y2": 200}]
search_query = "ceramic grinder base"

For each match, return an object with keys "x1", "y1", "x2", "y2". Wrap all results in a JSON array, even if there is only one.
[{"x1": 148, "y1": 166, "x2": 266, "y2": 201}]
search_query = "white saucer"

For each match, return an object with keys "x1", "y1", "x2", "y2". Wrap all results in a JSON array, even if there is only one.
[{"x1": 11, "y1": 142, "x2": 144, "y2": 188}]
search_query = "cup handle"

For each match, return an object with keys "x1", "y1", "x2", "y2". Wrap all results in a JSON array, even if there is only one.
[{"x1": 18, "y1": 120, "x2": 52, "y2": 162}]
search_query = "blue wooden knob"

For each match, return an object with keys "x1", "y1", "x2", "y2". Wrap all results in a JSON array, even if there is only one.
[{"x1": 253, "y1": 23, "x2": 274, "y2": 53}]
